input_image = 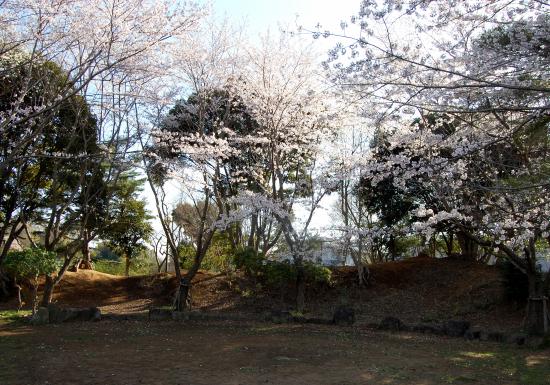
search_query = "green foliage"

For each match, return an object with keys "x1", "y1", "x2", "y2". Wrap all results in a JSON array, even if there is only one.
[
  {"x1": 304, "y1": 262, "x2": 332, "y2": 284},
  {"x1": 0, "y1": 310, "x2": 31, "y2": 324},
  {"x1": 94, "y1": 250, "x2": 156, "y2": 276},
  {"x1": 2, "y1": 248, "x2": 60, "y2": 279},
  {"x1": 180, "y1": 232, "x2": 235, "y2": 273},
  {"x1": 233, "y1": 248, "x2": 332, "y2": 287},
  {"x1": 200, "y1": 232, "x2": 234, "y2": 272},
  {"x1": 93, "y1": 243, "x2": 119, "y2": 261},
  {"x1": 263, "y1": 260, "x2": 296, "y2": 286},
  {"x1": 263, "y1": 260, "x2": 332, "y2": 287},
  {"x1": 233, "y1": 247, "x2": 265, "y2": 276},
  {"x1": 0, "y1": 53, "x2": 101, "y2": 245},
  {"x1": 100, "y1": 170, "x2": 153, "y2": 263}
]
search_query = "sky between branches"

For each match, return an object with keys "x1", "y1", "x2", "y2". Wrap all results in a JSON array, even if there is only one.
[{"x1": 142, "y1": 0, "x2": 361, "y2": 236}]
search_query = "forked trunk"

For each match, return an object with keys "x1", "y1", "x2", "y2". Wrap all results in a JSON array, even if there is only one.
[{"x1": 174, "y1": 279, "x2": 192, "y2": 311}]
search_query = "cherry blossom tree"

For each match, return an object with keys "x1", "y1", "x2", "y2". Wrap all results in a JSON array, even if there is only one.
[
  {"x1": 323, "y1": 0, "x2": 550, "y2": 333},
  {"x1": 224, "y1": 33, "x2": 341, "y2": 312},
  {"x1": 0, "y1": 0, "x2": 205, "y2": 302}
]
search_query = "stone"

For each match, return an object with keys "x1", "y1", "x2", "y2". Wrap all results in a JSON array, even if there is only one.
[
  {"x1": 304, "y1": 317, "x2": 333, "y2": 325},
  {"x1": 412, "y1": 324, "x2": 444, "y2": 335},
  {"x1": 379, "y1": 316, "x2": 402, "y2": 331},
  {"x1": 171, "y1": 311, "x2": 190, "y2": 321},
  {"x1": 270, "y1": 310, "x2": 291, "y2": 324},
  {"x1": 48, "y1": 304, "x2": 101, "y2": 323},
  {"x1": 443, "y1": 320, "x2": 471, "y2": 337},
  {"x1": 366, "y1": 322, "x2": 380, "y2": 329},
  {"x1": 30, "y1": 307, "x2": 50, "y2": 325},
  {"x1": 464, "y1": 329, "x2": 481, "y2": 340},
  {"x1": 332, "y1": 306, "x2": 355, "y2": 326},
  {"x1": 481, "y1": 331, "x2": 506, "y2": 343},
  {"x1": 507, "y1": 333, "x2": 526, "y2": 346},
  {"x1": 148, "y1": 308, "x2": 172, "y2": 321}
]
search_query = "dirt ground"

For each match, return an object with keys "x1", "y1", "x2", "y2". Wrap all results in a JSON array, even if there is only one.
[
  {"x1": 1, "y1": 319, "x2": 549, "y2": 385},
  {"x1": 27, "y1": 257, "x2": 523, "y2": 332}
]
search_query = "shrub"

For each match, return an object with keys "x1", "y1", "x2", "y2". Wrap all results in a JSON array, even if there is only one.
[
  {"x1": 233, "y1": 247, "x2": 265, "y2": 277},
  {"x1": 2, "y1": 248, "x2": 60, "y2": 312},
  {"x1": 263, "y1": 260, "x2": 296, "y2": 287},
  {"x1": 262, "y1": 260, "x2": 332, "y2": 287},
  {"x1": 232, "y1": 248, "x2": 332, "y2": 287},
  {"x1": 304, "y1": 262, "x2": 332, "y2": 284},
  {"x1": 2, "y1": 248, "x2": 59, "y2": 280},
  {"x1": 94, "y1": 251, "x2": 156, "y2": 276}
]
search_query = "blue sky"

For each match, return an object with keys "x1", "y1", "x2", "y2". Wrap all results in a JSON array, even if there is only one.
[{"x1": 212, "y1": 0, "x2": 360, "y2": 38}]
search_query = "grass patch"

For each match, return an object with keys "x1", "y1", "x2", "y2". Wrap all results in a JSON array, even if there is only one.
[
  {"x1": 94, "y1": 259, "x2": 156, "y2": 276},
  {"x1": 450, "y1": 349, "x2": 550, "y2": 385},
  {"x1": 0, "y1": 309, "x2": 31, "y2": 324}
]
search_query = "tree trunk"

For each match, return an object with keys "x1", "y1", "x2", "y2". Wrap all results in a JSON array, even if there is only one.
[
  {"x1": 295, "y1": 264, "x2": 305, "y2": 313},
  {"x1": 30, "y1": 280, "x2": 38, "y2": 315},
  {"x1": 40, "y1": 275, "x2": 55, "y2": 307},
  {"x1": 388, "y1": 235, "x2": 397, "y2": 261},
  {"x1": 357, "y1": 263, "x2": 369, "y2": 286},
  {"x1": 79, "y1": 234, "x2": 93, "y2": 270},
  {"x1": 174, "y1": 279, "x2": 191, "y2": 311},
  {"x1": 14, "y1": 278, "x2": 22, "y2": 310},
  {"x1": 457, "y1": 231, "x2": 478, "y2": 260},
  {"x1": 124, "y1": 254, "x2": 130, "y2": 277},
  {"x1": 525, "y1": 270, "x2": 548, "y2": 335},
  {"x1": 0, "y1": 268, "x2": 10, "y2": 300}
]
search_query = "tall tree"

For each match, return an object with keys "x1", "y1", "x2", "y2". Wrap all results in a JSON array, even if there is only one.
[
  {"x1": 101, "y1": 171, "x2": 153, "y2": 276},
  {"x1": 326, "y1": 0, "x2": 550, "y2": 333}
]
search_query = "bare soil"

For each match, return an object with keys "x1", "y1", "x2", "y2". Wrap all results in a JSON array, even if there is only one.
[
  {"x1": 0, "y1": 257, "x2": 547, "y2": 385},
  {"x1": 1, "y1": 256, "x2": 524, "y2": 331},
  {"x1": 1, "y1": 319, "x2": 549, "y2": 385}
]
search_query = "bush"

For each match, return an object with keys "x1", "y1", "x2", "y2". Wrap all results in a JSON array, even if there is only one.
[
  {"x1": 263, "y1": 260, "x2": 296, "y2": 287},
  {"x1": 2, "y1": 248, "x2": 60, "y2": 280},
  {"x1": 94, "y1": 252, "x2": 156, "y2": 276},
  {"x1": 304, "y1": 262, "x2": 332, "y2": 284},
  {"x1": 233, "y1": 247, "x2": 264, "y2": 277},
  {"x1": 2, "y1": 248, "x2": 60, "y2": 311},
  {"x1": 179, "y1": 233, "x2": 235, "y2": 273}
]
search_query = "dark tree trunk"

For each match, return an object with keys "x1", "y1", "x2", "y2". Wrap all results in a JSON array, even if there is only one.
[
  {"x1": 445, "y1": 232, "x2": 454, "y2": 257},
  {"x1": 295, "y1": 264, "x2": 305, "y2": 313},
  {"x1": 40, "y1": 275, "x2": 55, "y2": 307},
  {"x1": 174, "y1": 279, "x2": 191, "y2": 311},
  {"x1": 457, "y1": 231, "x2": 478, "y2": 260},
  {"x1": 124, "y1": 254, "x2": 130, "y2": 277},
  {"x1": 388, "y1": 235, "x2": 397, "y2": 261},
  {"x1": 173, "y1": 248, "x2": 205, "y2": 311},
  {"x1": 0, "y1": 268, "x2": 10, "y2": 300},
  {"x1": 357, "y1": 263, "x2": 369, "y2": 286},
  {"x1": 525, "y1": 270, "x2": 548, "y2": 335}
]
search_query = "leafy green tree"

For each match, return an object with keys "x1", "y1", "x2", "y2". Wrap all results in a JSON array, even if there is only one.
[
  {"x1": 2, "y1": 248, "x2": 60, "y2": 314},
  {"x1": 100, "y1": 171, "x2": 153, "y2": 276},
  {"x1": 0, "y1": 53, "x2": 105, "y2": 303}
]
